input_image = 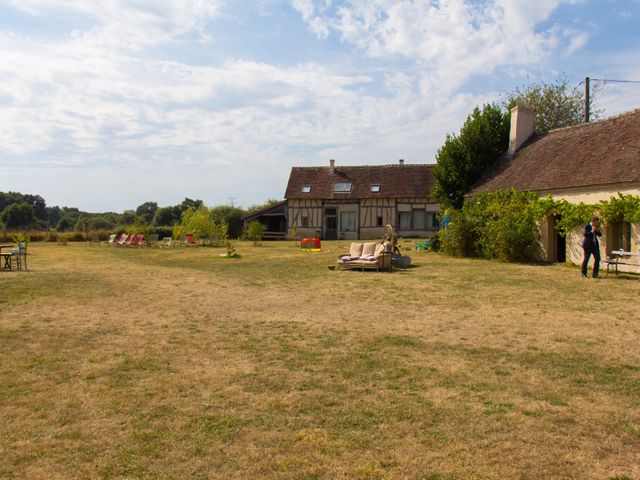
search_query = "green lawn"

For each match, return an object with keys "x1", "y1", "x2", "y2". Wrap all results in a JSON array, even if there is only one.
[{"x1": 0, "y1": 241, "x2": 639, "y2": 479}]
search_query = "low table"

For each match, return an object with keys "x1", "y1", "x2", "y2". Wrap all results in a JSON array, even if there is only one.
[
  {"x1": 605, "y1": 250, "x2": 640, "y2": 277},
  {"x1": 0, "y1": 243, "x2": 14, "y2": 271}
]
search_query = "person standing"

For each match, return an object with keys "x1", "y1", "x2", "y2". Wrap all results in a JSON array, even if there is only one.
[{"x1": 581, "y1": 216, "x2": 602, "y2": 278}]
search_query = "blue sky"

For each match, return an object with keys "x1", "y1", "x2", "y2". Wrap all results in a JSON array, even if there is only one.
[{"x1": 1, "y1": 0, "x2": 639, "y2": 212}]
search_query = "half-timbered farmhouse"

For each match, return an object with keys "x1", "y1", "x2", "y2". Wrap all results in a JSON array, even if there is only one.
[{"x1": 284, "y1": 159, "x2": 438, "y2": 240}]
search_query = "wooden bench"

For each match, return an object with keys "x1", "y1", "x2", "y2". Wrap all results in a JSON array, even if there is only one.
[{"x1": 262, "y1": 231, "x2": 288, "y2": 240}]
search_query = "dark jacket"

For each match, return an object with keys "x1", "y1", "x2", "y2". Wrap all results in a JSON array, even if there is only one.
[{"x1": 582, "y1": 223, "x2": 602, "y2": 250}]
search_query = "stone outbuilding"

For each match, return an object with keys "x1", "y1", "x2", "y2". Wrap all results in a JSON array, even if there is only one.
[{"x1": 472, "y1": 106, "x2": 640, "y2": 270}]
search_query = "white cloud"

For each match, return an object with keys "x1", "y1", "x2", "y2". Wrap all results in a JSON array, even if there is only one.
[{"x1": 296, "y1": 0, "x2": 588, "y2": 94}]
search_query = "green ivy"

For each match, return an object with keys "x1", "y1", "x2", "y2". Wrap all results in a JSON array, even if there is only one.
[{"x1": 442, "y1": 190, "x2": 640, "y2": 263}]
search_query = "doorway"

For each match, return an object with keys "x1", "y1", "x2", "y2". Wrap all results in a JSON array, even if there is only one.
[
  {"x1": 324, "y1": 208, "x2": 337, "y2": 240},
  {"x1": 553, "y1": 215, "x2": 566, "y2": 263}
]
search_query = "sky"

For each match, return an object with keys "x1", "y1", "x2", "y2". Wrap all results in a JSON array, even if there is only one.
[{"x1": 1, "y1": 0, "x2": 639, "y2": 212}]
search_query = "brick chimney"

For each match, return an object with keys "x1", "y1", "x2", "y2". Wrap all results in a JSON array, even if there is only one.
[
  {"x1": 329, "y1": 159, "x2": 335, "y2": 171},
  {"x1": 508, "y1": 106, "x2": 536, "y2": 155},
  {"x1": 398, "y1": 159, "x2": 404, "y2": 166}
]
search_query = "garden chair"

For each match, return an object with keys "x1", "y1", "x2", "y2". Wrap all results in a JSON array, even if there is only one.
[
  {"x1": 178, "y1": 234, "x2": 197, "y2": 247},
  {"x1": 415, "y1": 240, "x2": 429, "y2": 251},
  {"x1": 208, "y1": 235, "x2": 221, "y2": 247},
  {"x1": 131, "y1": 234, "x2": 144, "y2": 246},
  {"x1": 102, "y1": 234, "x2": 117, "y2": 246},
  {"x1": 146, "y1": 234, "x2": 159, "y2": 247},
  {"x1": 10, "y1": 242, "x2": 27, "y2": 270},
  {"x1": 159, "y1": 237, "x2": 172, "y2": 248},
  {"x1": 123, "y1": 234, "x2": 136, "y2": 246},
  {"x1": 114, "y1": 233, "x2": 129, "y2": 246}
]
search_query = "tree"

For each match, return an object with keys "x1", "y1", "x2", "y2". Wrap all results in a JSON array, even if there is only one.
[
  {"x1": 173, "y1": 205, "x2": 228, "y2": 242},
  {"x1": 504, "y1": 74, "x2": 602, "y2": 134},
  {"x1": 0, "y1": 192, "x2": 46, "y2": 221},
  {"x1": 121, "y1": 210, "x2": 136, "y2": 225},
  {"x1": 246, "y1": 220, "x2": 267, "y2": 245},
  {"x1": 153, "y1": 206, "x2": 180, "y2": 226},
  {"x1": 210, "y1": 205, "x2": 246, "y2": 239},
  {"x1": 179, "y1": 198, "x2": 204, "y2": 214},
  {"x1": 135, "y1": 201, "x2": 158, "y2": 224},
  {"x1": 432, "y1": 104, "x2": 510, "y2": 210},
  {"x1": 246, "y1": 199, "x2": 281, "y2": 214},
  {"x1": 56, "y1": 217, "x2": 75, "y2": 231},
  {"x1": 1, "y1": 202, "x2": 36, "y2": 228}
]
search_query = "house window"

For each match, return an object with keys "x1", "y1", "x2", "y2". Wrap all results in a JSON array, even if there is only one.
[
  {"x1": 398, "y1": 210, "x2": 429, "y2": 230},
  {"x1": 611, "y1": 222, "x2": 632, "y2": 251},
  {"x1": 334, "y1": 183, "x2": 352, "y2": 192},
  {"x1": 370, "y1": 184, "x2": 381, "y2": 192},
  {"x1": 340, "y1": 211, "x2": 356, "y2": 231},
  {"x1": 398, "y1": 212, "x2": 411, "y2": 230},
  {"x1": 301, "y1": 216, "x2": 310, "y2": 228},
  {"x1": 301, "y1": 186, "x2": 311, "y2": 193},
  {"x1": 412, "y1": 210, "x2": 427, "y2": 230},
  {"x1": 377, "y1": 216, "x2": 383, "y2": 227}
]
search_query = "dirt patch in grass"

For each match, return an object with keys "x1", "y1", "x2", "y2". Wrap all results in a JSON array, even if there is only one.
[{"x1": 1, "y1": 242, "x2": 639, "y2": 479}]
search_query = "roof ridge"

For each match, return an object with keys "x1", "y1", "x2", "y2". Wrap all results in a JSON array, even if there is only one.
[
  {"x1": 546, "y1": 107, "x2": 640, "y2": 135},
  {"x1": 292, "y1": 163, "x2": 435, "y2": 169}
]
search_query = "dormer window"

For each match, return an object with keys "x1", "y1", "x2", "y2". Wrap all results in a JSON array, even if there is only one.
[
  {"x1": 370, "y1": 184, "x2": 381, "y2": 192},
  {"x1": 301, "y1": 186, "x2": 311, "y2": 193},
  {"x1": 333, "y1": 183, "x2": 351, "y2": 192}
]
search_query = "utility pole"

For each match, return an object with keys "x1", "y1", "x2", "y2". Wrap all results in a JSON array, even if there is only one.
[
  {"x1": 229, "y1": 197, "x2": 235, "y2": 207},
  {"x1": 584, "y1": 76, "x2": 590, "y2": 123}
]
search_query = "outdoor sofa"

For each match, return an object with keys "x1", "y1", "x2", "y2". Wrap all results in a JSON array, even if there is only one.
[{"x1": 337, "y1": 242, "x2": 391, "y2": 272}]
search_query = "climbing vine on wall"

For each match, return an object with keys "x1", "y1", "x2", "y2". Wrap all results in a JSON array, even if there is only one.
[{"x1": 441, "y1": 190, "x2": 640, "y2": 262}]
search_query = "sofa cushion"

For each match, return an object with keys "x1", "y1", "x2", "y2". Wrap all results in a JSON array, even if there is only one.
[
  {"x1": 374, "y1": 243, "x2": 385, "y2": 257},
  {"x1": 349, "y1": 243, "x2": 364, "y2": 257},
  {"x1": 362, "y1": 242, "x2": 377, "y2": 256}
]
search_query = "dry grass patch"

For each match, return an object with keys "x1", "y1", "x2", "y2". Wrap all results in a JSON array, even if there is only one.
[{"x1": 0, "y1": 242, "x2": 639, "y2": 479}]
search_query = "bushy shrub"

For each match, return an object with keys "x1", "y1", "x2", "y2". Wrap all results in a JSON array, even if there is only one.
[
  {"x1": 440, "y1": 213, "x2": 478, "y2": 257},
  {"x1": 441, "y1": 189, "x2": 543, "y2": 262},
  {"x1": 173, "y1": 206, "x2": 228, "y2": 242},
  {"x1": 246, "y1": 220, "x2": 266, "y2": 246},
  {"x1": 428, "y1": 231, "x2": 441, "y2": 252}
]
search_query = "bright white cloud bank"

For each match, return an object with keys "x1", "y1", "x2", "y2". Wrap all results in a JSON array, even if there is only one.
[{"x1": 0, "y1": 0, "x2": 635, "y2": 210}]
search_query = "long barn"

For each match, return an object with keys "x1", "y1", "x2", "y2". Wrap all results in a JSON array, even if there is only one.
[{"x1": 284, "y1": 159, "x2": 439, "y2": 240}]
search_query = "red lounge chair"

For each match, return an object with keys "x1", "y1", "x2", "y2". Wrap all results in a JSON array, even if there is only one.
[
  {"x1": 123, "y1": 234, "x2": 136, "y2": 246},
  {"x1": 185, "y1": 233, "x2": 197, "y2": 246},
  {"x1": 131, "y1": 234, "x2": 144, "y2": 247}
]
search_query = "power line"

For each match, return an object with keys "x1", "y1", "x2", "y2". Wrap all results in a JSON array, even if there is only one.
[
  {"x1": 581, "y1": 76, "x2": 640, "y2": 123},
  {"x1": 589, "y1": 78, "x2": 640, "y2": 84}
]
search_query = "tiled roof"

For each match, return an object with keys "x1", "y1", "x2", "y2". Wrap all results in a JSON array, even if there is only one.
[
  {"x1": 285, "y1": 164, "x2": 436, "y2": 199},
  {"x1": 471, "y1": 108, "x2": 640, "y2": 194}
]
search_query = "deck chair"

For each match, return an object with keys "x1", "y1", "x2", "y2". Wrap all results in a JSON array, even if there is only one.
[
  {"x1": 185, "y1": 233, "x2": 198, "y2": 247},
  {"x1": 208, "y1": 235, "x2": 221, "y2": 247},
  {"x1": 114, "y1": 233, "x2": 129, "y2": 246},
  {"x1": 102, "y1": 234, "x2": 117, "y2": 246},
  {"x1": 131, "y1": 234, "x2": 144, "y2": 246},
  {"x1": 146, "y1": 234, "x2": 159, "y2": 247},
  {"x1": 123, "y1": 234, "x2": 136, "y2": 246},
  {"x1": 159, "y1": 237, "x2": 172, "y2": 248}
]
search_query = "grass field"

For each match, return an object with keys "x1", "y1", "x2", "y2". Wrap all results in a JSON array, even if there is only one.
[{"x1": 1, "y1": 241, "x2": 639, "y2": 480}]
